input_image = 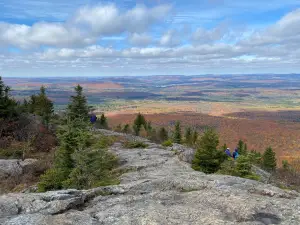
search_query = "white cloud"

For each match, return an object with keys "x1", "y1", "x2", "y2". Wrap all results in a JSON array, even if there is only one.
[
  {"x1": 0, "y1": 22, "x2": 93, "y2": 49},
  {"x1": 191, "y1": 23, "x2": 228, "y2": 44},
  {"x1": 240, "y1": 8, "x2": 300, "y2": 47},
  {"x1": 128, "y1": 33, "x2": 153, "y2": 46},
  {"x1": 0, "y1": 3, "x2": 172, "y2": 49},
  {"x1": 73, "y1": 4, "x2": 172, "y2": 35},
  {"x1": 159, "y1": 30, "x2": 182, "y2": 47}
]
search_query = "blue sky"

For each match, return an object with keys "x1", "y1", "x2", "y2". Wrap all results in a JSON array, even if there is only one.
[{"x1": 0, "y1": 0, "x2": 300, "y2": 77}]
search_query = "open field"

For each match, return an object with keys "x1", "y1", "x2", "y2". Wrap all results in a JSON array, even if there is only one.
[
  {"x1": 107, "y1": 112, "x2": 300, "y2": 163},
  {"x1": 3, "y1": 74, "x2": 300, "y2": 163}
]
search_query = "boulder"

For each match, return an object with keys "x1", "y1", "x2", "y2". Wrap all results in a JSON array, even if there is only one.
[{"x1": 0, "y1": 159, "x2": 38, "y2": 180}]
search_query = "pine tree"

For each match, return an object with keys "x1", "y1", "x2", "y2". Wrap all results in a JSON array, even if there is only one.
[
  {"x1": 99, "y1": 113, "x2": 108, "y2": 129},
  {"x1": 38, "y1": 118, "x2": 91, "y2": 192},
  {"x1": 29, "y1": 86, "x2": 54, "y2": 127},
  {"x1": 158, "y1": 127, "x2": 168, "y2": 142},
  {"x1": 262, "y1": 146, "x2": 277, "y2": 171},
  {"x1": 173, "y1": 121, "x2": 182, "y2": 144},
  {"x1": 133, "y1": 113, "x2": 146, "y2": 136},
  {"x1": 192, "y1": 128, "x2": 226, "y2": 174},
  {"x1": 185, "y1": 127, "x2": 192, "y2": 146},
  {"x1": 192, "y1": 130, "x2": 198, "y2": 145},
  {"x1": 0, "y1": 76, "x2": 18, "y2": 119},
  {"x1": 235, "y1": 155, "x2": 252, "y2": 177},
  {"x1": 237, "y1": 140, "x2": 247, "y2": 155},
  {"x1": 67, "y1": 85, "x2": 90, "y2": 123}
]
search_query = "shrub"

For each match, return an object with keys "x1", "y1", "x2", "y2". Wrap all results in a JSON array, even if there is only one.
[
  {"x1": 0, "y1": 141, "x2": 24, "y2": 159},
  {"x1": 218, "y1": 155, "x2": 261, "y2": 181},
  {"x1": 38, "y1": 168, "x2": 69, "y2": 192},
  {"x1": 217, "y1": 159, "x2": 236, "y2": 176},
  {"x1": 62, "y1": 148, "x2": 119, "y2": 189},
  {"x1": 31, "y1": 131, "x2": 57, "y2": 152},
  {"x1": 93, "y1": 136, "x2": 116, "y2": 149},
  {"x1": 162, "y1": 140, "x2": 173, "y2": 147},
  {"x1": 123, "y1": 140, "x2": 148, "y2": 149}
]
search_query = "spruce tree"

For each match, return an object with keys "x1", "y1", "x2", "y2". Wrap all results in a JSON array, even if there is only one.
[
  {"x1": 235, "y1": 155, "x2": 252, "y2": 177},
  {"x1": 159, "y1": 127, "x2": 168, "y2": 142},
  {"x1": 29, "y1": 86, "x2": 54, "y2": 127},
  {"x1": 192, "y1": 128, "x2": 226, "y2": 174},
  {"x1": 173, "y1": 121, "x2": 182, "y2": 144},
  {"x1": 133, "y1": 113, "x2": 146, "y2": 136},
  {"x1": 237, "y1": 140, "x2": 247, "y2": 155},
  {"x1": 185, "y1": 127, "x2": 192, "y2": 146},
  {"x1": 192, "y1": 130, "x2": 198, "y2": 145},
  {"x1": 0, "y1": 76, "x2": 17, "y2": 119},
  {"x1": 262, "y1": 146, "x2": 277, "y2": 171},
  {"x1": 99, "y1": 113, "x2": 108, "y2": 129},
  {"x1": 67, "y1": 85, "x2": 90, "y2": 123}
]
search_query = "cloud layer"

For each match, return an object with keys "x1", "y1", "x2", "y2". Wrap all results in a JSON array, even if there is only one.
[{"x1": 0, "y1": 2, "x2": 300, "y2": 76}]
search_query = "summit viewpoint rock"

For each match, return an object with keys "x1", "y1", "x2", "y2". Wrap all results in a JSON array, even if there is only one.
[{"x1": 1, "y1": 133, "x2": 300, "y2": 225}]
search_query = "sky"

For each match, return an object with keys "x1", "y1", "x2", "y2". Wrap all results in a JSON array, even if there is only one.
[{"x1": 0, "y1": 0, "x2": 300, "y2": 77}]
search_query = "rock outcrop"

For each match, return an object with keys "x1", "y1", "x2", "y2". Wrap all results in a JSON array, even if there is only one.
[
  {"x1": 0, "y1": 159, "x2": 38, "y2": 180},
  {"x1": 1, "y1": 135, "x2": 300, "y2": 225}
]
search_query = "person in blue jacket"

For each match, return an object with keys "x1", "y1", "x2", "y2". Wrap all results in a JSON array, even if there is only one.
[
  {"x1": 233, "y1": 148, "x2": 239, "y2": 160},
  {"x1": 90, "y1": 114, "x2": 97, "y2": 124},
  {"x1": 225, "y1": 148, "x2": 232, "y2": 157}
]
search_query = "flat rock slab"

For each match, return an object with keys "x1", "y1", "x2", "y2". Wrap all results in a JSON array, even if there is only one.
[{"x1": 1, "y1": 138, "x2": 300, "y2": 225}]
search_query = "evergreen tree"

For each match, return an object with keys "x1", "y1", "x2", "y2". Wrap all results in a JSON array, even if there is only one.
[
  {"x1": 122, "y1": 124, "x2": 131, "y2": 134},
  {"x1": 237, "y1": 140, "x2": 247, "y2": 155},
  {"x1": 38, "y1": 118, "x2": 91, "y2": 192},
  {"x1": 158, "y1": 127, "x2": 168, "y2": 142},
  {"x1": 0, "y1": 76, "x2": 18, "y2": 119},
  {"x1": 133, "y1": 113, "x2": 146, "y2": 136},
  {"x1": 248, "y1": 150, "x2": 262, "y2": 165},
  {"x1": 185, "y1": 127, "x2": 192, "y2": 146},
  {"x1": 67, "y1": 85, "x2": 90, "y2": 123},
  {"x1": 262, "y1": 146, "x2": 277, "y2": 171},
  {"x1": 28, "y1": 86, "x2": 54, "y2": 127},
  {"x1": 173, "y1": 121, "x2": 182, "y2": 144},
  {"x1": 235, "y1": 155, "x2": 252, "y2": 177},
  {"x1": 99, "y1": 113, "x2": 108, "y2": 129},
  {"x1": 192, "y1": 130, "x2": 198, "y2": 145},
  {"x1": 192, "y1": 128, "x2": 226, "y2": 174},
  {"x1": 62, "y1": 148, "x2": 118, "y2": 189}
]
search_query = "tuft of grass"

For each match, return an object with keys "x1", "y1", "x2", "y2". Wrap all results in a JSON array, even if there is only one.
[
  {"x1": 123, "y1": 140, "x2": 148, "y2": 149},
  {"x1": 162, "y1": 140, "x2": 173, "y2": 147},
  {"x1": 180, "y1": 188, "x2": 200, "y2": 193}
]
